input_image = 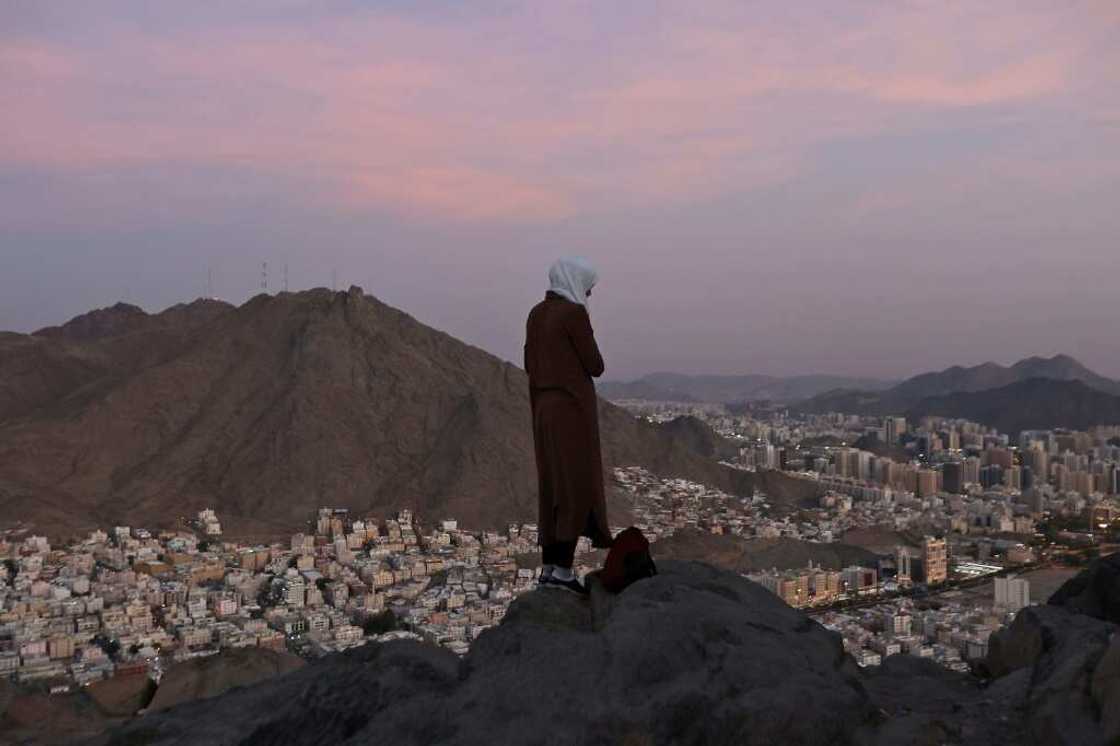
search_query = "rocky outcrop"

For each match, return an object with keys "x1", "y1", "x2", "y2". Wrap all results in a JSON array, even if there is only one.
[
  {"x1": 102, "y1": 561, "x2": 992, "y2": 746},
  {"x1": 146, "y1": 647, "x2": 305, "y2": 713},
  {"x1": 981, "y1": 554, "x2": 1120, "y2": 746},
  {"x1": 1047, "y1": 552, "x2": 1120, "y2": 623}
]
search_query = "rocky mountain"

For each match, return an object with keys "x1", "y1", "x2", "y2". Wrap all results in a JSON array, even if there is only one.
[
  {"x1": 0, "y1": 299, "x2": 232, "y2": 424},
  {"x1": 597, "y1": 372, "x2": 896, "y2": 404},
  {"x1": 797, "y1": 354, "x2": 1120, "y2": 425},
  {"x1": 92, "y1": 558, "x2": 1073, "y2": 746},
  {"x1": 909, "y1": 378, "x2": 1120, "y2": 434},
  {"x1": 648, "y1": 415, "x2": 741, "y2": 462},
  {"x1": 0, "y1": 289, "x2": 814, "y2": 539}
]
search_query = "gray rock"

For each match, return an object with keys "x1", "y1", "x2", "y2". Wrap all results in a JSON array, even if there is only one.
[
  {"x1": 1048, "y1": 553, "x2": 1120, "y2": 623},
  {"x1": 1091, "y1": 634, "x2": 1120, "y2": 743},
  {"x1": 853, "y1": 655, "x2": 1023, "y2": 746},
  {"x1": 96, "y1": 640, "x2": 463, "y2": 745},
  {"x1": 986, "y1": 604, "x2": 1119, "y2": 746},
  {"x1": 985, "y1": 605, "x2": 1108, "y2": 678}
]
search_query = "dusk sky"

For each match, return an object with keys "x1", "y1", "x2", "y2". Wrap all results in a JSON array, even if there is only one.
[{"x1": 2, "y1": 1, "x2": 1118, "y2": 380}]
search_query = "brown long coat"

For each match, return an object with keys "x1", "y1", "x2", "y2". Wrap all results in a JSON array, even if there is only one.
[{"x1": 524, "y1": 292, "x2": 611, "y2": 548}]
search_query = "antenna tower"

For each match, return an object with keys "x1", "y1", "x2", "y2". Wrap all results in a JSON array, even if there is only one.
[
  {"x1": 261, "y1": 262, "x2": 269, "y2": 292},
  {"x1": 283, "y1": 264, "x2": 289, "y2": 292},
  {"x1": 207, "y1": 267, "x2": 214, "y2": 299}
]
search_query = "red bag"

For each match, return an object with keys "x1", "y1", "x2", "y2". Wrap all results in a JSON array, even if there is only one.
[{"x1": 601, "y1": 527, "x2": 657, "y2": 593}]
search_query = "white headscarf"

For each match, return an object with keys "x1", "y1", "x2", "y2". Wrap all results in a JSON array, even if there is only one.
[{"x1": 547, "y1": 256, "x2": 598, "y2": 308}]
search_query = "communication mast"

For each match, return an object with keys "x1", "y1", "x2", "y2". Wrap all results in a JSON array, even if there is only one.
[
  {"x1": 283, "y1": 264, "x2": 289, "y2": 292},
  {"x1": 261, "y1": 262, "x2": 269, "y2": 292}
]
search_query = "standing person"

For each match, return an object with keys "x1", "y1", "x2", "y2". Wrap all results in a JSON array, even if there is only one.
[{"x1": 524, "y1": 257, "x2": 612, "y2": 594}]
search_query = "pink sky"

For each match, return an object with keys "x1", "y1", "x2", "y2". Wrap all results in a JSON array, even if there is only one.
[{"x1": 2, "y1": 1, "x2": 1118, "y2": 379}]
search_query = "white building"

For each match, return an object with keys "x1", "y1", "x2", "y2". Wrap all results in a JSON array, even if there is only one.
[{"x1": 994, "y1": 575, "x2": 1030, "y2": 612}]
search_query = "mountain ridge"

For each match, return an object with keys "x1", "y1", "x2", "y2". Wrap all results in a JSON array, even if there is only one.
[
  {"x1": 0, "y1": 289, "x2": 816, "y2": 539},
  {"x1": 797, "y1": 353, "x2": 1120, "y2": 426},
  {"x1": 908, "y1": 378, "x2": 1120, "y2": 434}
]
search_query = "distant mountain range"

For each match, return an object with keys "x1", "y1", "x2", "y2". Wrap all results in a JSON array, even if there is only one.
[
  {"x1": 891, "y1": 354, "x2": 1120, "y2": 399},
  {"x1": 597, "y1": 372, "x2": 897, "y2": 404},
  {"x1": 797, "y1": 354, "x2": 1120, "y2": 432},
  {"x1": 597, "y1": 355, "x2": 1120, "y2": 433},
  {"x1": 0, "y1": 289, "x2": 818, "y2": 539},
  {"x1": 909, "y1": 378, "x2": 1120, "y2": 434}
]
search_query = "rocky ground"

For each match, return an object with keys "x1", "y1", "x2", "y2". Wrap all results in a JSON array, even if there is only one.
[
  {"x1": 145, "y1": 647, "x2": 305, "y2": 713},
  {"x1": 88, "y1": 555, "x2": 1119, "y2": 746}
]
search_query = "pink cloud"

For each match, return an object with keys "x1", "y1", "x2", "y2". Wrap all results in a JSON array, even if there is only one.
[{"x1": 1, "y1": 1, "x2": 1115, "y2": 224}]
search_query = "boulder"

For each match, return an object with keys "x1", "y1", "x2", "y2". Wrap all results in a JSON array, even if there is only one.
[
  {"x1": 1090, "y1": 634, "x2": 1120, "y2": 744},
  {"x1": 1048, "y1": 553, "x2": 1120, "y2": 623},
  {"x1": 853, "y1": 655, "x2": 1023, "y2": 746},
  {"x1": 986, "y1": 598, "x2": 1119, "y2": 745},
  {"x1": 985, "y1": 605, "x2": 1110, "y2": 678}
]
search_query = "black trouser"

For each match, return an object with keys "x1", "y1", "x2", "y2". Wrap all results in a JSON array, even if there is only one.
[{"x1": 542, "y1": 540, "x2": 577, "y2": 570}]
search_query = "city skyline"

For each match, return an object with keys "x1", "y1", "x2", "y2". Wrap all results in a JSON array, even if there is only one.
[{"x1": 2, "y1": 1, "x2": 1119, "y2": 380}]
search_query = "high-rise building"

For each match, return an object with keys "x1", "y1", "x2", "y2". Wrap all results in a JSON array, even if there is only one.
[
  {"x1": 842, "y1": 565, "x2": 878, "y2": 595},
  {"x1": 1024, "y1": 446, "x2": 1049, "y2": 481},
  {"x1": 885, "y1": 417, "x2": 908, "y2": 445},
  {"x1": 986, "y1": 448, "x2": 1014, "y2": 469},
  {"x1": 1074, "y1": 471, "x2": 1095, "y2": 497},
  {"x1": 916, "y1": 469, "x2": 939, "y2": 498},
  {"x1": 878, "y1": 459, "x2": 896, "y2": 486},
  {"x1": 856, "y1": 450, "x2": 872, "y2": 481},
  {"x1": 284, "y1": 573, "x2": 306, "y2": 608},
  {"x1": 943, "y1": 462, "x2": 964, "y2": 494},
  {"x1": 896, "y1": 546, "x2": 913, "y2": 587},
  {"x1": 980, "y1": 465, "x2": 1004, "y2": 489},
  {"x1": 994, "y1": 575, "x2": 1030, "y2": 612},
  {"x1": 921, "y1": 537, "x2": 948, "y2": 586},
  {"x1": 962, "y1": 457, "x2": 982, "y2": 486},
  {"x1": 1004, "y1": 466, "x2": 1022, "y2": 491}
]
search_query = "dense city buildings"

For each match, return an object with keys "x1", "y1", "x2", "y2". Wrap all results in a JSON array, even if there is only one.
[
  {"x1": 0, "y1": 474, "x2": 778, "y2": 691},
  {"x1": 617, "y1": 399, "x2": 1120, "y2": 669},
  {"x1": 4, "y1": 399, "x2": 1118, "y2": 689}
]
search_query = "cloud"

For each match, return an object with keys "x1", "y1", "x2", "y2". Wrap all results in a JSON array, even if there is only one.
[{"x1": 0, "y1": 1, "x2": 1115, "y2": 224}]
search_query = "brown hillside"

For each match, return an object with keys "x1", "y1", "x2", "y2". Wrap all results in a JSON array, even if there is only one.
[{"x1": 0, "y1": 288, "x2": 813, "y2": 539}]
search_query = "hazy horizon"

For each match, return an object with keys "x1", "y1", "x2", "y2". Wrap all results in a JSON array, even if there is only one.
[{"x1": 3, "y1": 1, "x2": 1118, "y2": 380}]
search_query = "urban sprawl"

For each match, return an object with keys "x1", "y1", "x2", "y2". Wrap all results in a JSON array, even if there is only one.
[{"x1": 3, "y1": 406, "x2": 1119, "y2": 694}]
